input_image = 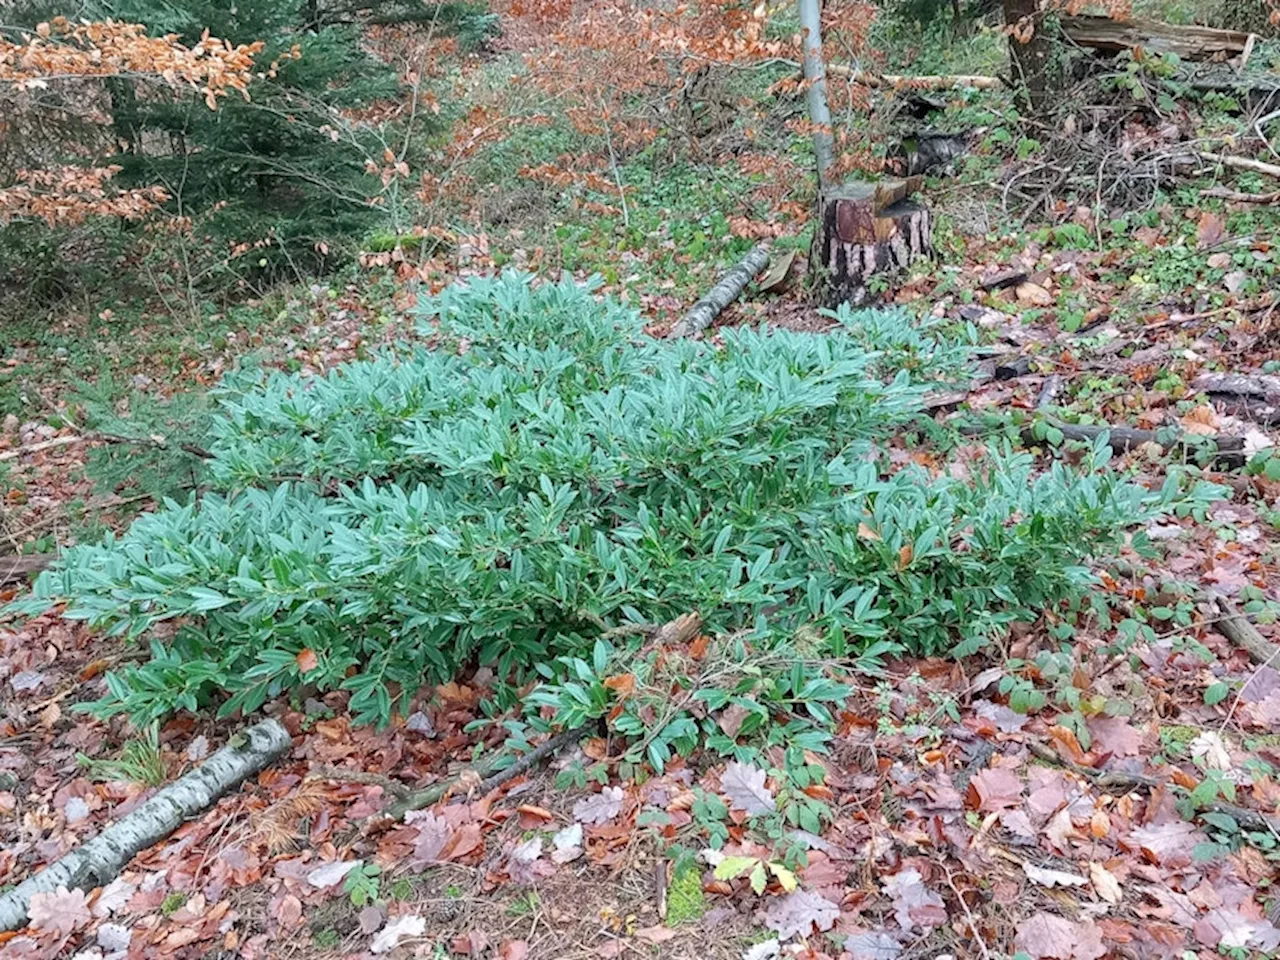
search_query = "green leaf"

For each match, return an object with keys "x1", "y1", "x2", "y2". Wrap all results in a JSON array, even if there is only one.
[
  {"x1": 1203, "y1": 682, "x2": 1229, "y2": 706},
  {"x1": 713, "y1": 856, "x2": 759, "y2": 882}
]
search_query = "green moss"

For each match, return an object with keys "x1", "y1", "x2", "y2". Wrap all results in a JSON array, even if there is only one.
[
  {"x1": 160, "y1": 892, "x2": 188, "y2": 916},
  {"x1": 313, "y1": 928, "x2": 341, "y2": 949},
  {"x1": 666, "y1": 864, "x2": 707, "y2": 926}
]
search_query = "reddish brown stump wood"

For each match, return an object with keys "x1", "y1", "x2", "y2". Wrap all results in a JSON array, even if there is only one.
[{"x1": 810, "y1": 180, "x2": 933, "y2": 307}]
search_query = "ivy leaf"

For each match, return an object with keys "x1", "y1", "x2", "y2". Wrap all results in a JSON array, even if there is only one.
[{"x1": 721, "y1": 761, "x2": 776, "y2": 816}]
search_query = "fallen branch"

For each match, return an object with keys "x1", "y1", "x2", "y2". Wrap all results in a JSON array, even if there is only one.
[
  {"x1": 0, "y1": 553, "x2": 54, "y2": 585},
  {"x1": 671, "y1": 241, "x2": 773, "y2": 338},
  {"x1": 0, "y1": 718, "x2": 291, "y2": 932},
  {"x1": 1212, "y1": 597, "x2": 1280, "y2": 667},
  {"x1": 827, "y1": 65, "x2": 1002, "y2": 90},
  {"x1": 972, "y1": 418, "x2": 1250, "y2": 469},
  {"x1": 1197, "y1": 151, "x2": 1280, "y2": 180},
  {"x1": 1028, "y1": 741, "x2": 1280, "y2": 836},
  {"x1": 382, "y1": 725, "x2": 592, "y2": 822},
  {"x1": 1199, "y1": 186, "x2": 1280, "y2": 204},
  {"x1": 0, "y1": 432, "x2": 211, "y2": 464},
  {"x1": 0, "y1": 436, "x2": 80, "y2": 462}
]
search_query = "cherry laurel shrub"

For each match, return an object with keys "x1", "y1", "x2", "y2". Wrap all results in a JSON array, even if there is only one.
[{"x1": 12, "y1": 273, "x2": 1221, "y2": 726}]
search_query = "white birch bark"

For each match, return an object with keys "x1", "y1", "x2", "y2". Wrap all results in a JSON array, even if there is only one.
[
  {"x1": 670, "y1": 241, "x2": 773, "y2": 338},
  {"x1": 798, "y1": 0, "x2": 836, "y2": 190},
  {"x1": 0, "y1": 718, "x2": 292, "y2": 932}
]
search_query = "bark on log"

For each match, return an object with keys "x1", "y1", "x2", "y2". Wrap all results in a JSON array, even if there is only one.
[
  {"x1": 811, "y1": 180, "x2": 932, "y2": 307},
  {"x1": 1018, "y1": 420, "x2": 1247, "y2": 469},
  {"x1": 826, "y1": 65, "x2": 1002, "y2": 90},
  {"x1": 1061, "y1": 15, "x2": 1252, "y2": 61},
  {"x1": 1194, "y1": 372, "x2": 1280, "y2": 424},
  {"x1": 1193, "y1": 371, "x2": 1280, "y2": 400},
  {"x1": 0, "y1": 718, "x2": 292, "y2": 932},
  {"x1": 1214, "y1": 598, "x2": 1280, "y2": 667},
  {"x1": 1197, "y1": 151, "x2": 1280, "y2": 179},
  {"x1": 670, "y1": 241, "x2": 773, "y2": 338},
  {"x1": 0, "y1": 554, "x2": 53, "y2": 586}
]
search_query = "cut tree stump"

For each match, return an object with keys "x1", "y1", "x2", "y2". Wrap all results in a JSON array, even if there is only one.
[
  {"x1": 810, "y1": 179, "x2": 932, "y2": 307},
  {"x1": 1061, "y1": 15, "x2": 1251, "y2": 61}
]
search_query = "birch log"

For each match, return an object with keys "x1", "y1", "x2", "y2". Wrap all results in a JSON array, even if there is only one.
[
  {"x1": 670, "y1": 241, "x2": 773, "y2": 338},
  {"x1": 0, "y1": 718, "x2": 292, "y2": 932}
]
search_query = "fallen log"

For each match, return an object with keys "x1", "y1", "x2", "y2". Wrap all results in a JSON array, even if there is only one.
[
  {"x1": 1060, "y1": 15, "x2": 1252, "y2": 61},
  {"x1": 382, "y1": 724, "x2": 591, "y2": 822},
  {"x1": 810, "y1": 179, "x2": 933, "y2": 307},
  {"x1": 1009, "y1": 419, "x2": 1249, "y2": 469},
  {"x1": 670, "y1": 241, "x2": 773, "y2": 338},
  {"x1": 1199, "y1": 186, "x2": 1280, "y2": 204},
  {"x1": 1197, "y1": 151, "x2": 1280, "y2": 180},
  {"x1": 1194, "y1": 371, "x2": 1280, "y2": 400},
  {"x1": 827, "y1": 65, "x2": 1003, "y2": 90},
  {"x1": 0, "y1": 718, "x2": 292, "y2": 932},
  {"x1": 1194, "y1": 372, "x2": 1280, "y2": 425},
  {"x1": 0, "y1": 553, "x2": 54, "y2": 586},
  {"x1": 1213, "y1": 597, "x2": 1280, "y2": 667}
]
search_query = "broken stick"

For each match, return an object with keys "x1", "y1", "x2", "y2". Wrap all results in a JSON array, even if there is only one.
[
  {"x1": 671, "y1": 241, "x2": 773, "y2": 338},
  {"x1": 0, "y1": 718, "x2": 292, "y2": 932}
]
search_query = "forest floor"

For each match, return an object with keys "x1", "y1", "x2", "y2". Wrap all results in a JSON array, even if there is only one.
[{"x1": 4, "y1": 7, "x2": 1280, "y2": 960}]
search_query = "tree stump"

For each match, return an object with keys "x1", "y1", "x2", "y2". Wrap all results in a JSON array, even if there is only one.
[{"x1": 810, "y1": 179, "x2": 933, "y2": 307}]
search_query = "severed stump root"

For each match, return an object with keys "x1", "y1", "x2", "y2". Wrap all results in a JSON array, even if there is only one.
[{"x1": 810, "y1": 179, "x2": 933, "y2": 307}]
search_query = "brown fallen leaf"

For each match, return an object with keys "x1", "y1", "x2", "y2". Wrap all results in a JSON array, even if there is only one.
[
  {"x1": 1015, "y1": 281, "x2": 1054, "y2": 307},
  {"x1": 967, "y1": 766, "x2": 1023, "y2": 811},
  {"x1": 1090, "y1": 862, "x2": 1122, "y2": 904},
  {"x1": 27, "y1": 886, "x2": 91, "y2": 937},
  {"x1": 634, "y1": 925, "x2": 677, "y2": 944},
  {"x1": 1197, "y1": 211, "x2": 1226, "y2": 249}
]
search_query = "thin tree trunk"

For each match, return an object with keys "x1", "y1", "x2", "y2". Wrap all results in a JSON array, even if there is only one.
[
  {"x1": 1003, "y1": 0, "x2": 1053, "y2": 113},
  {"x1": 0, "y1": 719, "x2": 292, "y2": 932},
  {"x1": 797, "y1": 0, "x2": 836, "y2": 190}
]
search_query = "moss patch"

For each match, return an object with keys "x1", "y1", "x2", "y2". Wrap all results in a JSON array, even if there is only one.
[{"x1": 666, "y1": 864, "x2": 707, "y2": 926}]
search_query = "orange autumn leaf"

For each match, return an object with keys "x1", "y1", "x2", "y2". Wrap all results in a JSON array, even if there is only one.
[
  {"x1": 295, "y1": 649, "x2": 319, "y2": 673},
  {"x1": 898, "y1": 543, "x2": 913, "y2": 568},
  {"x1": 602, "y1": 673, "x2": 635, "y2": 698},
  {"x1": 1050, "y1": 725, "x2": 1090, "y2": 765}
]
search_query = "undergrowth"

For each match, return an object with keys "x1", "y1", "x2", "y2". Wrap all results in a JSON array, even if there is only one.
[{"x1": 10, "y1": 273, "x2": 1222, "y2": 728}]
